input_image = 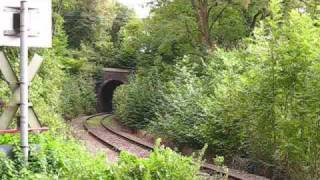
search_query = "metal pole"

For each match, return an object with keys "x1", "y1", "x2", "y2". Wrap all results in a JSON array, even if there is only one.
[{"x1": 20, "y1": 0, "x2": 29, "y2": 162}]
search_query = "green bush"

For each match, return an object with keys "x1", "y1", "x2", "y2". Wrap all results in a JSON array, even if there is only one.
[
  {"x1": 0, "y1": 135, "x2": 203, "y2": 180},
  {"x1": 60, "y1": 73, "x2": 96, "y2": 119},
  {"x1": 148, "y1": 62, "x2": 207, "y2": 148},
  {"x1": 234, "y1": 7, "x2": 320, "y2": 178},
  {"x1": 113, "y1": 69, "x2": 163, "y2": 130},
  {"x1": 110, "y1": 140, "x2": 202, "y2": 180},
  {"x1": 0, "y1": 133, "x2": 110, "y2": 179},
  {"x1": 149, "y1": 56, "x2": 245, "y2": 156},
  {"x1": 113, "y1": 4, "x2": 320, "y2": 178}
]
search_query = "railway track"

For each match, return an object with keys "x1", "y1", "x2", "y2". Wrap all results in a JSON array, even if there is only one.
[{"x1": 83, "y1": 114, "x2": 269, "y2": 180}]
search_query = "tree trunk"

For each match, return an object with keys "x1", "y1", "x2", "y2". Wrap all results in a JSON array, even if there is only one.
[{"x1": 191, "y1": 0, "x2": 216, "y2": 50}]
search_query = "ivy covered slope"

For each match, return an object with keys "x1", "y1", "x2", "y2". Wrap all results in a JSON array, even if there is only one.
[{"x1": 113, "y1": 0, "x2": 320, "y2": 179}]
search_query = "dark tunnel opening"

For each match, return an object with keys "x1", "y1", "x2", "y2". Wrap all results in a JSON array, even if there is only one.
[{"x1": 99, "y1": 80, "x2": 123, "y2": 113}]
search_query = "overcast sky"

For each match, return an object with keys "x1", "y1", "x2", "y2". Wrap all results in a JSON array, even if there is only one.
[{"x1": 116, "y1": 0, "x2": 150, "y2": 18}]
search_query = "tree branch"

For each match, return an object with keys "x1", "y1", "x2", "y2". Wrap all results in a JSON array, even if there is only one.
[
  {"x1": 184, "y1": 21, "x2": 198, "y2": 49},
  {"x1": 209, "y1": 4, "x2": 228, "y2": 32},
  {"x1": 250, "y1": 10, "x2": 262, "y2": 32},
  {"x1": 208, "y1": 1, "x2": 219, "y2": 20}
]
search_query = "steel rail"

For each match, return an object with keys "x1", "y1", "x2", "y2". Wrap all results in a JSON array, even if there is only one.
[{"x1": 84, "y1": 114, "x2": 269, "y2": 180}]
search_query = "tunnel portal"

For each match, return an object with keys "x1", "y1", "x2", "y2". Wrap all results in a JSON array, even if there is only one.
[
  {"x1": 99, "y1": 80, "x2": 123, "y2": 113},
  {"x1": 97, "y1": 68, "x2": 130, "y2": 113}
]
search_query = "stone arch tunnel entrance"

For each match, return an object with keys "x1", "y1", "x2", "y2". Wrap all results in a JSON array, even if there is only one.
[
  {"x1": 97, "y1": 68, "x2": 131, "y2": 113},
  {"x1": 99, "y1": 80, "x2": 123, "y2": 112}
]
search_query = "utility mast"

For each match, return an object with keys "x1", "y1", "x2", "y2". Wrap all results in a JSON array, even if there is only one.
[{"x1": 0, "y1": 0, "x2": 52, "y2": 162}]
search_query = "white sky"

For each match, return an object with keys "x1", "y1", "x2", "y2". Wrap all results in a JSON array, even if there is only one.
[{"x1": 116, "y1": 0, "x2": 150, "y2": 18}]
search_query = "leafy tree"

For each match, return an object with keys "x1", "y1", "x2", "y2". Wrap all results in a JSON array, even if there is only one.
[
  {"x1": 233, "y1": 0, "x2": 320, "y2": 178},
  {"x1": 63, "y1": 0, "x2": 115, "y2": 48},
  {"x1": 145, "y1": 0, "x2": 269, "y2": 55},
  {"x1": 111, "y1": 4, "x2": 135, "y2": 46}
]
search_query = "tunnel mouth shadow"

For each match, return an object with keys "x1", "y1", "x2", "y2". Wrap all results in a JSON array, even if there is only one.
[{"x1": 99, "y1": 80, "x2": 123, "y2": 113}]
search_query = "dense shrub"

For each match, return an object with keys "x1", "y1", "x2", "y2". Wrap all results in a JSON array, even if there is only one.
[
  {"x1": 234, "y1": 6, "x2": 320, "y2": 178},
  {"x1": 60, "y1": 73, "x2": 96, "y2": 119},
  {"x1": 0, "y1": 135, "x2": 203, "y2": 180},
  {"x1": 149, "y1": 56, "x2": 245, "y2": 156},
  {"x1": 0, "y1": 133, "x2": 109, "y2": 179},
  {"x1": 113, "y1": 69, "x2": 163, "y2": 130},
  {"x1": 110, "y1": 141, "x2": 202, "y2": 180},
  {"x1": 148, "y1": 62, "x2": 207, "y2": 148}
]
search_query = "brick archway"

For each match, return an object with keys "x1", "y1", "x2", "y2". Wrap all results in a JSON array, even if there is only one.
[
  {"x1": 98, "y1": 80, "x2": 123, "y2": 112},
  {"x1": 97, "y1": 68, "x2": 131, "y2": 112}
]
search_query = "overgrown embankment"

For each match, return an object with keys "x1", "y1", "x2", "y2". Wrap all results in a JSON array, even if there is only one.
[{"x1": 113, "y1": 2, "x2": 320, "y2": 179}]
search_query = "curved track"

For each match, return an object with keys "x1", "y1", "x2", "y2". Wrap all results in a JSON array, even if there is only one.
[
  {"x1": 83, "y1": 114, "x2": 269, "y2": 180},
  {"x1": 84, "y1": 114, "x2": 149, "y2": 158}
]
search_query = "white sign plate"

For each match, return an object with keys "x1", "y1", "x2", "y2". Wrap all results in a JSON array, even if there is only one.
[{"x1": 0, "y1": 0, "x2": 52, "y2": 48}]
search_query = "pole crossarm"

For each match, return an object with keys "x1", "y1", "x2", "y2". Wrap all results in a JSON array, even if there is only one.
[
  {"x1": 0, "y1": 51, "x2": 43, "y2": 130},
  {"x1": 0, "y1": 52, "x2": 18, "y2": 89}
]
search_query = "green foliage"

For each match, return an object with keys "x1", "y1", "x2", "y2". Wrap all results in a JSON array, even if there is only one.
[
  {"x1": 235, "y1": 5, "x2": 320, "y2": 178},
  {"x1": 0, "y1": 152, "x2": 16, "y2": 179},
  {"x1": 34, "y1": 12, "x2": 97, "y2": 122},
  {"x1": 63, "y1": 0, "x2": 115, "y2": 48},
  {"x1": 142, "y1": 0, "x2": 200, "y2": 63},
  {"x1": 113, "y1": 18, "x2": 145, "y2": 68},
  {"x1": 148, "y1": 55, "x2": 245, "y2": 156},
  {"x1": 211, "y1": 6, "x2": 247, "y2": 48},
  {"x1": 140, "y1": 0, "x2": 269, "y2": 64},
  {"x1": 114, "y1": 1, "x2": 320, "y2": 179},
  {"x1": 60, "y1": 73, "x2": 96, "y2": 119},
  {"x1": 110, "y1": 142, "x2": 202, "y2": 180},
  {"x1": 149, "y1": 60, "x2": 207, "y2": 148},
  {"x1": 0, "y1": 135, "x2": 202, "y2": 180},
  {"x1": 214, "y1": 156, "x2": 225, "y2": 167},
  {"x1": 113, "y1": 69, "x2": 163, "y2": 130},
  {"x1": 62, "y1": 1, "x2": 137, "y2": 69},
  {"x1": 111, "y1": 4, "x2": 135, "y2": 47},
  {"x1": 0, "y1": 134, "x2": 110, "y2": 179}
]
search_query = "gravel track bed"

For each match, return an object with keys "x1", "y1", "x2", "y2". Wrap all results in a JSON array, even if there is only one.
[
  {"x1": 85, "y1": 118, "x2": 150, "y2": 158},
  {"x1": 100, "y1": 118, "x2": 154, "y2": 150},
  {"x1": 70, "y1": 116, "x2": 119, "y2": 163},
  {"x1": 77, "y1": 114, "x2": 269, "y2": 180},
  {"x1": 99, "y1": 115, "x2": 269, "y2": 180}
]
